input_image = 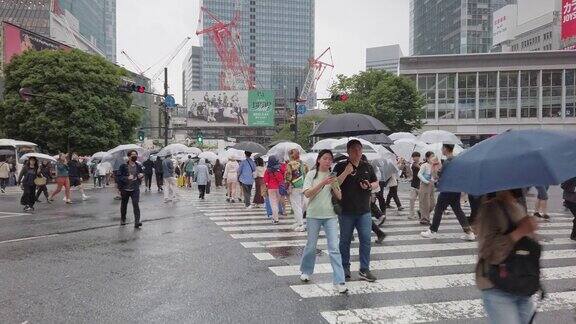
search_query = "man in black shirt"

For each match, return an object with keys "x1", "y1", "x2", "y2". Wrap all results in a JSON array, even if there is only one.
[
  {"x1": 154, "y1": 156, "x2": 163, "y2": 192},
  {"x1": 334, "y1": 139, "x2": 379, "y2": 282},
  {"x1": 421, "y1": 144, "x2": 475, "y2": 240},
  {"x1": 117, "y1": 150, "x2": 144, "y2": 228},
  {"x1": 142, "y1": 156, "x2": 155, "y2": 192},
  {"x1": 409, "y1": 152, "x2": 421, "y2": 220},
  {"x1": 68, "y1": 153, "x2": 89, "y2": 201}
]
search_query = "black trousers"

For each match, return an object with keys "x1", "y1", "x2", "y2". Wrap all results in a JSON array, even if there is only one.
[
  {"x1": 372, "y1": 221, "x2": 385, "y2": 236},
  {"x1": 21, "y1": 184, "x2": 36, "y2": 207},
  {"x1": 198, "y1": 185, "x2": 206, "y2": 199},
  {"x1": 468, "y1": 194, "x2": 482, "y2": 225},
  {"x1": 375, "y1": 181, "x2": 388, "y2": 213},
  {"x1": 144, "y1": 173, "x2": 153, "y2": 189},
  {"x1": 430, "y1": 192, "x2": 470, "y2": 232},
  {"x1": 120, "y1": 189, "x2": 140, "y2": 224},
  {"x1": 35, "y1": 185, "x2": 49, "y2": 200},
  {"x1": 155, "y1": 172, "x2": 163, "y2": 189},
  {"x1": 385, "y1": 185, "x2": 402, "y2": 208},
  {"x1": 566, "y1": 200, "x2": 576, "y2": 237},
  {"x1": 241, "y1": 183, "x2": 252, "y2": 207}
]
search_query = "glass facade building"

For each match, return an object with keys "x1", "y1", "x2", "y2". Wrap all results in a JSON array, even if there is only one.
[
  {"x1": 58, "y1": 0, "x2": 116, "y2": 62},
  {"x1": 400, "y1": 51, "x2": 576, "y2": 143},
  {"x1": 199, "y1": 0, "x2": 314, "y2": 99},
  {"x1": 0, "y1": 0, "x2": 52, "y2": 36},
  {"x1": 409, "y1": 0, "x2": 512, "y2": 55}
]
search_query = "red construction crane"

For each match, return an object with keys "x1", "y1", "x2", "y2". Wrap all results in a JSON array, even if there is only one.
[
  {"x1": 196, "y1": 2, "x2": 254, "y2": 90},
  {"x1": 299, "y1": 47, "x2": 334, "y2": 102}
]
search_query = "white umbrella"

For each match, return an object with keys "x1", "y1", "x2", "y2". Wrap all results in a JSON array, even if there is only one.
[
  {"x1": 158, "y1": 143, "x2": 192, "y2": 157},
  {"x1": 199, "y1": 151, "x2": 218, "y2": 163},
  {"x1": 389, "y1": 132, "x2": 416, "y2": 141},
  {"x1": 331, "y1": 137, "x2": 380, "y2": 154},
  {"x1": 390, "y1": 138, "x2": 428, "y2": 161},
  {"x1": 418, "y1": 130, "x2": 462, "y2": 145},
  {"x1": 186, "y1": 147, "x2": 202, "y2": 156},
  {"x1": 91, "y1": 151, "x2": 109, "y2": 162},
  {"x1": 104, "y1": 144, "x2": 147, "y2": 170},
  {"x1": 107, "y1": 144, "x2": 145, "y2": 156},
  {"x1": 221, "y1": 148, "x2": 246, "y2": 162},
  {"x1": 19, "y1": 152, "x2": 57, "y2": 163},
  {"x1": 267, "y1": 142, "x2": 305, "y2": 162},
  {"x1": 310, "y1": 138, "x2": 338, "y2": 152},
  {"x1": 423, "y1": 142, "x2": 465, "y2": 160},
  {"x1": 301, "y1": 152, "x2": 318, "y2": 170}
]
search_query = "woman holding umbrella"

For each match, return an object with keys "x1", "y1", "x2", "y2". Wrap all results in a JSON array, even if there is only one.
[
  {"x1": 17, "y1": 157, "x2": 39, "y2": 211},
  {"x1": 35, "y1": 160, "x2": 52, "y2": 203}
]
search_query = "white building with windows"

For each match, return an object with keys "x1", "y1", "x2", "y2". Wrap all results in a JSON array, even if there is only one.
[
  {"x1": 400, "y1": 51, "x2": 576, "y2": 145},
  {"x1": 366, "y1": 45, "x2": 403, "y2": 75}
]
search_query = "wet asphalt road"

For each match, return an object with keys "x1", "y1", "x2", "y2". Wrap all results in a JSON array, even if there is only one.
[{"x1": 0, "y1": 183, "x2": 575, "y2": 323}]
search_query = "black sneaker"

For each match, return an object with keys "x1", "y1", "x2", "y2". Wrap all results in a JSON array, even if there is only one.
[
  {"x1": 358, "y1": 270, "x2": 376, "y2": 282},
  {"x1": 420, "y1": 219, "x2": 430, "y2": 225},
  {"x1": 375, "y1": 232, "x2": 386, "y2": 245},
  {"x1": 344, "y1": 269, "x2": 351, "y2": 281},
  {"x1": 134, "y1": 222, "x2": 142, "y2": 229},
  {"x1": 397, "y1": 206, "x2": 404, "y2": 211},
  {"x1": 120, "y1": 221, "x2": 127, "y2": 226},
  {"x1": 542, "y1": 214, "x2": 550, "y2": 220},
  {"x1": 534, "y1": 212, "x2": 543, "y2": 218},
  {"x1": 417, "y1": 211, "x2": 422, "y2": 219},
  {"x1": 570, "y1": 233, "x2": 576, "y2": 241}
]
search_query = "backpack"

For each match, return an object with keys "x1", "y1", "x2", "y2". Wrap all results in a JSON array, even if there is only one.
[{"x1": 485, "y1": 203, "x2": 543, "y2": 298}]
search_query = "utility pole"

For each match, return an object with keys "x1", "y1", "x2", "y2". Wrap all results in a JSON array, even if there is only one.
[
  {"x1": 163, "y1": 67, "x2": 169, "y2": 147},
  {"x1": 294, "y1": 86, "x2": 299, "y2": 141}
]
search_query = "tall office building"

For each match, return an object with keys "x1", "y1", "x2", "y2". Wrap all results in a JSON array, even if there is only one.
[
  {"x1": 199, "y1": 0, "x2": 314, "y2": 99},
  {"x1": 182, "y1": 46, "x2": 203, "y2": 107},
  {"x1": 58, "y1": 0, "x2": 116, "y2": 62},
  {"x1": 366, "y1": 44, "x2": 403, "y2": 75},
  {"x1": 410, "y1": 0, "x2": 513, "y2": 55}
]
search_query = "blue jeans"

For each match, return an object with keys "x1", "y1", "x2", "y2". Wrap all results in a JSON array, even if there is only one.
[
  {"x1": 482, "y1": 288, "x2": 535, "y2": 324},
  {"x1": 300, "y1": 218, "x2": 345, "y2": 284},
  {"x1": 339, "y1": 213, "x2": 372, "y2": 272}
]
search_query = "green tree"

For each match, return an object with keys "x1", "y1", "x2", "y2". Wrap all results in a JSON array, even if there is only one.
[
  {"x1": 326, "y1": 69, "x2": 425, "y2": 132},
  {"x1": 0, "y1": 49, "x2": 141, "y2": 155},
  {"x1": 273, "y1": 115, "x2": 324, "y2": 151}
]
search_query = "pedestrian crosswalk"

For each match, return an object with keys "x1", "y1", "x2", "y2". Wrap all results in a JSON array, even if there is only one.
[{"x1": 183, "y1": 187, "x2": 576, "y2": 323}]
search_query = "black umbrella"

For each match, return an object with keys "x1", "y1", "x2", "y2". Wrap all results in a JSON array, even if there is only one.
[
  {"x1": 232, "y1": 141, "x2": 267, "y2": 154},
  {"x1": 310, "y1": 113, "x2": 390, "y2": 138},
  {"x1": 357, "y1": 133, "x2": 394, "y2": 146}
]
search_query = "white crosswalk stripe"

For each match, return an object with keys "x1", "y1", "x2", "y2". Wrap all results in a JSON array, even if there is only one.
[{"x1": 191, "y1": 187, "x2": 576, "y2": 323}]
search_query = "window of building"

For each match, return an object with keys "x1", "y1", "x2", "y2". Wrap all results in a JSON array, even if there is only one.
[
  {"x1": 478, "y1": 72, "x2": 497, "y2": 118},
  {"x1": 437, "y1": 73, "x2": 456, "y2": 119},
  {"x1": 417, "y1": 74, "x2": 436, "y2": 120},
  {"x1": 542, "y1": 70, "x2": 562, "y2": 118},
  {"x1": 520, "y1": 71, "x2": 539, "y2": 118},
  {"x1": 499, "y1": 71, "x2": 518, "y2": 118},
  {"x1": 567, "y1": 70, "x2": 576, "y2": 117},
  {"x1": 458, "y1": 73, "x2": 477, "y2": 119}
]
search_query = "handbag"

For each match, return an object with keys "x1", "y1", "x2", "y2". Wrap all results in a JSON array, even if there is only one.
[{"x1": 34, "y1": 176, "x2": 47, "y2": 186}]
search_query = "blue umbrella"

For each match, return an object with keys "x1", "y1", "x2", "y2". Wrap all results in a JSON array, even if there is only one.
[{"x1": 437, "y1": 129, "x2": 576, "y2": 196}]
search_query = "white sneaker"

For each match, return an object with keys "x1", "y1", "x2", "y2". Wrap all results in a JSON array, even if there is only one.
[
  {"x1": 63, "y1": 196, "x2": 67, "y2": 202},
  {"x1": 300, "y1": 274, "x2": 310, "y2": 282},
  {"x1": 246, "y1": 205, "x2": 253, "y2": 209},
  {"x1": 334, "y1": 283, "x2": 349, "y2": 294},
  {"x1": 82, "y1": 195, "x2": 89, "y2": 201},
  {"x1": 461, "y1": 232, "x2": 476, "y2": 241},
  {"x1": 420, "y1": 229, "x2": 437, "y2": 238},
  {"x1": 294, "y1": 225, "x2": 306, "y2": 232}
]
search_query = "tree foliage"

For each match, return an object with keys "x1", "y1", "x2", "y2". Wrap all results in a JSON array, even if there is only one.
[
  {"x1": 273, "y1": 115, "x2": 325, "y2": 151},
  {"x1": 0, "y1": 49, "x2": 141, "y2": 155},
  {"x1": 325, "y1": 69, "x2": 425, "y2": 132}
]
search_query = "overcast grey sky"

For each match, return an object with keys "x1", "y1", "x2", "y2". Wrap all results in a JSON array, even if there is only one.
[{"x1": 116, "y1": 0, "x2": 410, "y2": 105}]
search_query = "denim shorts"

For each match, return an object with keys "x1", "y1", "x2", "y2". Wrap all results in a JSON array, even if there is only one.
[{"x1": 536, "y1": 186, "x2": 549, "y2": 200}]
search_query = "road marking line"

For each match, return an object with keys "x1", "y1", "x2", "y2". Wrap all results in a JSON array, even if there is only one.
[
  {"x1": 0, "y1": 211, "x2": 28, "y2": 216},
  {"x1": 215, "y1": 219, "x2": 296, "y2": 226},
  {"x1": 252, "y1": 252, "x2": 275, "y2": 260},
  {"x1": 239, "y1": 229, "x2": 573, "y2": 248},
  {"x1": 320, "y1": 290, "x2": 576, "y2": 323},
  {"x1": 210, "y1": 216, "x2": 294, "y2": 221},
  {"x1": 232, "y1": 229, "x2": 572, "y2": 240},
  {"x1": 0, "y1": 234, "x2": 59, "y2": 245},
  {"x1": 292, "y1": 265, "x2": 576, "y2": 298},
  {"x1": 271, "y1": 249, "x2": 576, "y2": 277}
]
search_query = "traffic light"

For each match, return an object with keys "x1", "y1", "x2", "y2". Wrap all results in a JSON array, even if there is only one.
[
  {"x1": 119, "y1": 79, "x2": 146, "y2": 93},
  {"x1": 330, "y1": 93, "x2": 349, "y2": 102},
  {"x1": 137, "y1": 130, "x2": 145, "y2": 141},
  {"x1": 196, "y1": 132, "x2": 204, "y2": 145}
]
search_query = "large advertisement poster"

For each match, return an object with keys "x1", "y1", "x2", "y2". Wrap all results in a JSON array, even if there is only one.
[
  {"x1": 2, "y1": 22, "x2": 70, "y2": 65},
  {"x1": 492, "y1": 5, "x2": 517, "y2": 46},
  {"x1": 562, "y1": 0, "x2": 576, "y2": 40},
  {"x1": 186, "y1": 90, "x2": 274, "y2": 127}
]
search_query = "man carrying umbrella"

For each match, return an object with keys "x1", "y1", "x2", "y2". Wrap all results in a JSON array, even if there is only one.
[
  {"x1": 117, "y1": 150, "x2": 143, "y2": 228},
  {"x1": 421, "y1": 144, "x2": 475, "y2": 241},
  {"x1": 334, "y1": 139, "x2": 379, "y2": 282},
  {"x1": 237, "y1": 151, "x2": 256, "y2": 209}
]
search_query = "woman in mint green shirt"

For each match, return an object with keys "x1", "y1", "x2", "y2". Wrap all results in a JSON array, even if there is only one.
[{"x1": 299, "y1": 149, "x2": 348, "y2": 294}]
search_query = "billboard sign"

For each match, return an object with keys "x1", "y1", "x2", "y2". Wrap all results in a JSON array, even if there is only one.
[
  {"x1": 186, "y1": 90, "x2": 275, "y2": 127},
  {"x1": 563, "y1": 0, "x2": 576, "y2": 40},
  {"x1": 492, "y1": 5, "x2": 517, "y2": 46},
  {"x1": 2, "y1": 22, "x2": 70, "y2": 65}
]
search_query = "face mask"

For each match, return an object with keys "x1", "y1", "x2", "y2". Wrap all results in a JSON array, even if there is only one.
[{"x1": 130, "y1": 156, "x2": 137, "y2": 162}]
